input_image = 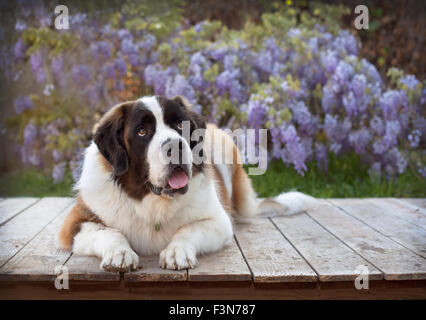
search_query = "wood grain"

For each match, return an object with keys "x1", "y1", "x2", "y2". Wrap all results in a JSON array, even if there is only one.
[
  {"x1": 330, "y1": 199, "x2": 426, "y2": 258},
  {"x1": 0, "y1": 203, "x2": 75, "y2": 281},
  {"x1": 0, "y1": 197, "x2": 74, "y2": 268},
  {"x1": 124, "y1": 255, "x2": 186, "y2": 282},
  {"x1": 188, "y1": 237, "x2": 252, "y2": 281},
  {"x1": 308, "y1": 201, "x2": 426, "y2": 280},
  {"x1": 2, "y1": 280, "x2": 426, "y2": 300},
  {"x1": 234, "y1": 218, "x2": 317, "y2": 283},
  {"x1": 272, "y1": 213, "x2": 383, "y2": 281},
  {"x1": 396, "y1": 198, "x2": 426, "y2": 210},
  {"x1": 0, "y1": 198, "x2": 39, "y2": 226},
  {"x1": 365, "y1": 198, "x2": 426, "y2": 229},
  {"x1": 1, "y1": 197, "x2": 425, "y2": 285},
  {"x1": 63, "y1": 254, "x2": 119, "y2": 281}
]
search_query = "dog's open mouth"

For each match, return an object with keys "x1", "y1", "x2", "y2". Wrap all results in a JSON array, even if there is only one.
[
  {"x1": 148, "y1": 166, "x2": 190, "y2": 197},
  {"x1": 167, "y1": 167, "x2": 188, "y2": 189}
]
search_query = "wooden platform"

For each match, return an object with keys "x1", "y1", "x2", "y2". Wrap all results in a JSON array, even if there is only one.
[{"x1": 0, "y1": 197, "x2": 425, "y2": 299}]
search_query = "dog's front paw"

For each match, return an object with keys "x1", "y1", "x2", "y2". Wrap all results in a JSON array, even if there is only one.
[
  {"x1": 159, "y1": 242, "x2": 197, "y2": 270},
  {"x1": 100, "y1": 247, "x2": 139, "y2": 272}
]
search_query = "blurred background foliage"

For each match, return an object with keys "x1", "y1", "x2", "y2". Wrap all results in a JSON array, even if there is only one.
[{"x1": 0, "y1": 0, "x2": 424, "y2": 197}]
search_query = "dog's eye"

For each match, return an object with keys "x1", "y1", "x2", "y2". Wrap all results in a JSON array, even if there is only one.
[
  {"x1": 137, "y1": 128, "x2": 147, "y2": 137},
  {"x1": 177, "y1": 121, "x2": 183, "y2": 130}
]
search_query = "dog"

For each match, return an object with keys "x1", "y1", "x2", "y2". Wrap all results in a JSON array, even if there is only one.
[{"x1": 58, "y1": 95, "x2": 315, "y2": 271}]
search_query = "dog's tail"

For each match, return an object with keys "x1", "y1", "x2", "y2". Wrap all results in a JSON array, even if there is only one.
[
  {"x1": 257, "y1": 191, "x2": 317, "y2": 217},
  {"x1": 206, "y1": 126, "x2": 317, "y2": 222},
  {"x1": 234, "y1": 191, "x2": 317, "y2": 223}
]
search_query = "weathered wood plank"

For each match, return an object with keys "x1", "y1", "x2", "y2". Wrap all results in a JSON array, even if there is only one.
[
  {"x1": 124, "y1": 255, "x2": 186, "y2": 282},
  {"x1": 396, "y1": 198, "x2": 426, "y2": 210},
  {"x1": 0, "y1": 203, "x2": 75, "y2": 281},
  {"x1": 0, "y1": 198, "x2": 39, "y2": 226},
  {"x1": 364, "y1": 198, "x2": 426, "y2": 229},
  {"x1": 63, "y1": 254, "x2": 119, "y2": 281},
  {"x1": 391, "y1": 198, "x2": 426, "y2": 222},
  {"x1": 2, "y1": 279, "x2": 426, "y2": 300},
  {"x1": 188, "y1": 237, "x2": 251, "y2": 281},
  {"x1": 330, "y1": 199, "x2": 426, "y2": 258},
  {"x1": 307, "y1": 201, "x2": 426, "y2": 280},
  {"x1": 0, "y1": 197, "x2": 74, "y2": 268},
  {"x1": 272, "y1": 214, "x2": 383, "y2": 281},
  {"x1": 234, "y1": 218, "x2": 317, "y2": 283},
  {"x1": 0, "y1": 197, "x2": 424, "y2": 284}
]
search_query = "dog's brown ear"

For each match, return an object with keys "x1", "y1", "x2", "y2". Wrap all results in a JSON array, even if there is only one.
[{"x1": 93, "y1": 104, "x2": 129, "y2": 176}]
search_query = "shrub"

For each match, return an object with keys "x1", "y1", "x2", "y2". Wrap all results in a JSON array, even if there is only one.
[{"x1": 3, "y1": 1, "x2": 425, "y2": 182}]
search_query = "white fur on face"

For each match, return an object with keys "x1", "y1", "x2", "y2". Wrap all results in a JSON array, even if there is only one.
[{"x1": 138, "y1": 96, "x2": 193, "y2": 187}]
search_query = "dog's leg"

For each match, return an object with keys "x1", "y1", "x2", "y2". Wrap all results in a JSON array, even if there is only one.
[
  {"x1": 159, "y1": 212, "x2": 233, "y2": 270},
  {"x1": 73, "y1": 222, "x2": 139, "y2": 272}
]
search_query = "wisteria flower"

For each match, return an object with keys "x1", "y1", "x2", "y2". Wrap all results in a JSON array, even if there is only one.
[{"x1": 14, "y1": 96, "x2": 33, "y2": 114}]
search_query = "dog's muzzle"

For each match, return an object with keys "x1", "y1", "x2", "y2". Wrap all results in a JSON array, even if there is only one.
[
  {"x1": 148, "y1": 164, "x2": 190, "y2": 197},
  {"x1": 148, "y1": 182, "x2": 163, "y2": 196}
]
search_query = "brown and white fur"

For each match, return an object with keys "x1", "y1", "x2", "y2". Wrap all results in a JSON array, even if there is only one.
[{"x1": 58, "y1": 95, "x2": 316, "y2": 272}]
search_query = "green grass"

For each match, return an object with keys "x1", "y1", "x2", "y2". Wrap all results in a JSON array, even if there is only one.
[
  {"x1": 0, "y1": 169, "x2": 75, "y2": 197},
  {"x1": 0, "y1": 153, "x2": 424, "y2": 198},
  {"x1": 248, "y1": 153, "x2": 426, "y2": 198}
]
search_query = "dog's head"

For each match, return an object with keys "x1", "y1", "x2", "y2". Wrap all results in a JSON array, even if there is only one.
[{"x1": 93, "y1": 95, "x2": 206, "y2": 199}]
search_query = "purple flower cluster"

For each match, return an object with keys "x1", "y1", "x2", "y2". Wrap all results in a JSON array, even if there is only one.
[
  {"x1": 71, "y1": 64, "x2": 91, "y2": 87},
  {"x1": 21, "y1": 121, "x2": 40, "y2": 166},
  {"x1": 14, "y1": 96, "x2": 33, "y2": 114},
  {"x1": 280, "y1": 124, "x2": 308, "y2": 175},
  {"x1": 30, "y1": 50, "x2": 46, "y2": 84}
]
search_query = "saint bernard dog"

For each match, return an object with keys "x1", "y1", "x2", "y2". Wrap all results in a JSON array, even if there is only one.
[{"x1": 58, "y1": 95, "x2": 315, "y2": 271}]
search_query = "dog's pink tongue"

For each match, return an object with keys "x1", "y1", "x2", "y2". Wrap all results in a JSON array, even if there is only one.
[{"x1": 168, "y1": 170, "x2": 188, "y2": 189}]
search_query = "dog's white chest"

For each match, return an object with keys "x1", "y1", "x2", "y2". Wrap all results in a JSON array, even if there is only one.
[{"x1": 97, "y1": 175, "x2": 208, "y2": 255}]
